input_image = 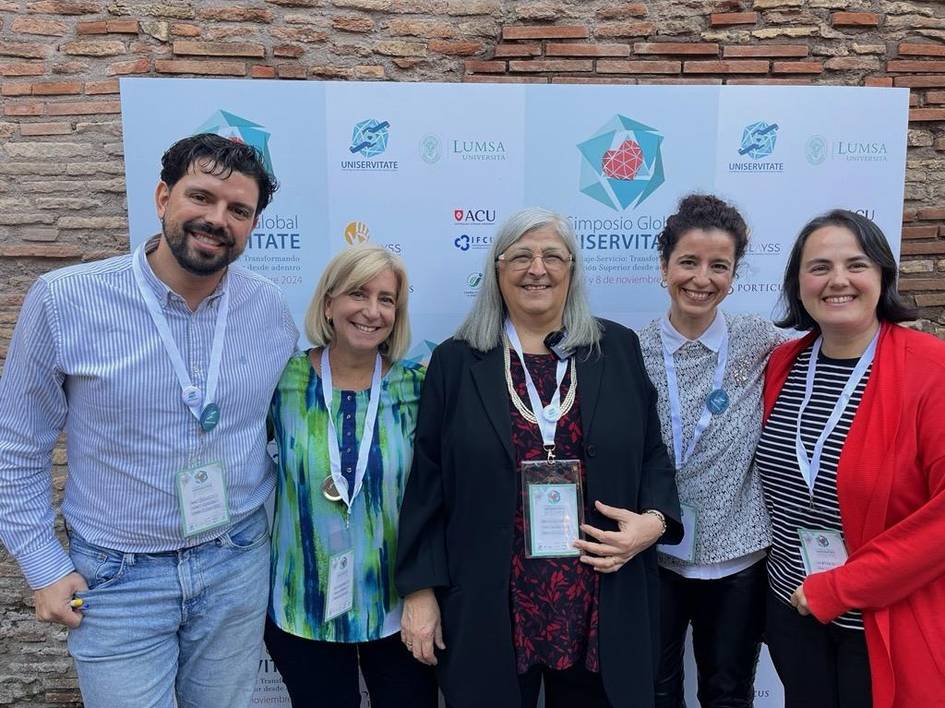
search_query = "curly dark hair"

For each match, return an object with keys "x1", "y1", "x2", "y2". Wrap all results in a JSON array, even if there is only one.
[
  {"x1": 160, "y1": 133, "x2": 278, "y2": 215},
  {"x1": 775, "y1": 209, "x2": 917, "y2": 331},
  {"x1": 656, "y1": 194, "x2": 749, "y2": 269}
]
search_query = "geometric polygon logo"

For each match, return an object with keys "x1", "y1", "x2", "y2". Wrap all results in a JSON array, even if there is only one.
[
  {"x1": 739, "y1": 121, "x2": 779, "y2": 160},
  {"x1": 350, "y1": 118, "x2": 390, "y2": 158},
  {"x1": 193, "y1": 109, "x2": 274, "y2": 177},
  {"x1": 578, "y1": 114, "x2": 665, "y2": 211}
]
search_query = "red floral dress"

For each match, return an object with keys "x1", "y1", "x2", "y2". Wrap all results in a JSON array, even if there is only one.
[{"x1": 508, "y1": 352, "x2": 600, "y2": 674}]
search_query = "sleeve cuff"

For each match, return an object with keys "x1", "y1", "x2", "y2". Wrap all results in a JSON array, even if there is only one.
[
  {"x1": 18, "y1": 540, "x2": 75, "y2": 590},
  {"x1": 804, "y1": 572, "x2": 848, "y2": 623}
]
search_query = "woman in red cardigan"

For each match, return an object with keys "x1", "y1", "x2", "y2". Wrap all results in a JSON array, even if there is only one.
[{"x1": 756, "y1": 209, "x2": 945, "y2": 708}]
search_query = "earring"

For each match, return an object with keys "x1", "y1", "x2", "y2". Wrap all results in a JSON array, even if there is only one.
[{"x1": 659, "y1": 279, "x2": 667, "y2": 288}]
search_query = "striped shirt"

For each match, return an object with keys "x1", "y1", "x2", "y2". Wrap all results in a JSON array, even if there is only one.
[
  {"x1": 0, "y1": 241, "x2": 298, "y2": 589},
  {"x1": 756, "y1": 345, "x2": 870, "y2": 630}
]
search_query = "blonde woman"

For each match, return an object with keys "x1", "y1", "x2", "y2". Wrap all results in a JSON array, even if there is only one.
[{"x1": 265, "y1": 244, "x2": 435, "y2": 707}]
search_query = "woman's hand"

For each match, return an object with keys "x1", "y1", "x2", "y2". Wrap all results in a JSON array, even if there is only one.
[
  {"x1": 790, "y1": 584, "x2": 811, "y2": 616},
  {"x1": 401, "y1": 588, "x2": 445, "y2": 666},
  {"x1": 573, "y1": 500, "x2": 665, "y2": 573}
]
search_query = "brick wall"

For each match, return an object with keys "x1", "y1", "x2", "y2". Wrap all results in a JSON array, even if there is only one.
[{"x1": 1, "y1": 1, "x2": 943, "y2": 704}]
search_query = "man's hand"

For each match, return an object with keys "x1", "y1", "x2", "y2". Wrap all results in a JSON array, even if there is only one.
[{"x1": 33, "y1": 572, "x2": 88, "y2": 628}]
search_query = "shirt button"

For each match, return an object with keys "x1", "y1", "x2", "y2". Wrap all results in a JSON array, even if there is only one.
[{"x1": 345, "y1": 414, "x2": 351, "y2": 420}]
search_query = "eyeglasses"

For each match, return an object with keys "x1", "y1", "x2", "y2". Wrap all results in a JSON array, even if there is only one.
[{"x1": 496, "y1": 251, "x2": 574, "y2": 272}]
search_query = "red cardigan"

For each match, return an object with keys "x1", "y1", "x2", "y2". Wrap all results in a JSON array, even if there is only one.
[{"x1": 763, "y1": 322, "x2": 945, "y2": 708}]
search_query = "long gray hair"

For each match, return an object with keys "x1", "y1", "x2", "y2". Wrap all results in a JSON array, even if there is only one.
[{"x1": 455, "y1": 207, "x2": 602, "y2": 353}]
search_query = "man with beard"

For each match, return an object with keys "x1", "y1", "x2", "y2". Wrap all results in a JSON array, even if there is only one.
[{"x1": 0, "y1": 134, "x2": 298, "y2": 707}]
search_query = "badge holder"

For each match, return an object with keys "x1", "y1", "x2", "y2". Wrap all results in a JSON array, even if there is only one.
[
  {"x1": 797, "y1": 527, "x2": 848, "y2": 575},
  {"x1": 658, "y1": 502, "x2": 697, "y2": 562},
  {"x1": 175, "y1": 460, "x2": 230, "y2": 537},
  {"x1": 323, "y1": 528, "x2": 354, "y2": 622},
  {"x1": 521, "y1": 458, "x2": 584, "y2": 559}
]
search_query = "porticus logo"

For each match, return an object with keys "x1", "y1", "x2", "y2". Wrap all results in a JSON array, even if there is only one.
[{"x1": 453, "y1": 209, "x2": 497, "y2": 225}]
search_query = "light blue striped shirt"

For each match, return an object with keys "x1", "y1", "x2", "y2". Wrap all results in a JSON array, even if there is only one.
[{"x1": 0, "y1": 241, "x2": 298, "y2": 589}]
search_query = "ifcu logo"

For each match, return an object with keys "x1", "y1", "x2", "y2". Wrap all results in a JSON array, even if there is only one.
[
  {"x1": 453, "y1": 209, "x2": 497, "y2": 225},
  {"x1": 577, "y1": 114, "x2": 665, "y2": 211},
  {"x1": 194, "y1": 109, "x2": 274, "y2": 177},
  {"x1": 453, "y1": 234, "x2": 493, "y2": 252}
]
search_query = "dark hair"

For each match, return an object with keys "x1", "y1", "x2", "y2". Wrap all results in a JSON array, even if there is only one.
[
  {"x1": 657, "y1": 193, "x2": 749, "y2": 269},
  {"x1": 159, "y1": 133, "x2": 278, "y2": 214},
  {"x1": 775, "y1": 209, "x2": 917, "y2": 330}
]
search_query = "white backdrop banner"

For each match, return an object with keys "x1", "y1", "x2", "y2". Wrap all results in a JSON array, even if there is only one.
[{"x1": 120, "y1": 78, "x2": 909, "y2": 707}]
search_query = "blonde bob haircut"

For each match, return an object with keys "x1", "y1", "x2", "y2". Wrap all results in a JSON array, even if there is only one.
[{"x1": 304, "y1": 243, "x2": 412, "y2": 362}]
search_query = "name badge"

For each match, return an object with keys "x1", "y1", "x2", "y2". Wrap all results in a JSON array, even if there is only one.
[
  {"x1": 658, "y1": 502, "x2": 697, "y2": 562},
  {"x1": 797, "y1": 528, "x2": 848, "y2": 575},
  {"x1": 176, "y1": 461, "x2": 230, "y2": 537},
  {"x1": 522, "y1": 458, "x2": 583, "y2": 559},
  {"x1": 324, "y1": 550, "x2": 355, "y2": 621}
]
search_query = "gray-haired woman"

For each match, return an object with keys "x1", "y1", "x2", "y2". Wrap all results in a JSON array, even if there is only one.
[{"x1": 395, "y1": 207, "x2": 682, "y2": 708}]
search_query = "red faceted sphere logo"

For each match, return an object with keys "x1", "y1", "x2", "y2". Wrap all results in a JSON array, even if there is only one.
[{"x1": 602, "y1": 139, "x2": 644, "y2": 181}]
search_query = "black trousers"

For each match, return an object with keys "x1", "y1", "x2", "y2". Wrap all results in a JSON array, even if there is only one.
[
  {"x1": 264, "y1": 615, "x2": 438, "y2": 708},
  {"x1": 517, "y1": 663, "x2": 611, "y2": 708},
  {"x1": 765, "y1": 589, "x2": 871, "y2": 708},
  {"x1": 655, "y1": 559, "x2": 767, "y2": 708}
]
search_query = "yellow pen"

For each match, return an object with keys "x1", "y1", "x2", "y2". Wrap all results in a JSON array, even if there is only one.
[{"x1": 69, "y1": 598, "x2": 84, "y2": 609}]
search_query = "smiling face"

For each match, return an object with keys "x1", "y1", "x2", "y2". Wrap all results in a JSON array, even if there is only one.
[
  {"x1": 325, "y1": 268, "x2": 398, "y2": 356},
  {"x1": 661, "y1": 228, "x2": 736, "y2": 335},
  {"x1": 496, "y1": 224, "x2": 572, "y2": 331},
  {"x1": 155, "y1": 162, "x2": 259, "y2": 276},
  {"x1": 799, "y1": 224, "x2": 881, "y2": 338}
]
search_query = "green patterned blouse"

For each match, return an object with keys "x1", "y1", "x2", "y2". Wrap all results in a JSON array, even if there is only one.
[{"x1": 268, "y1": 351, "x2": 425, "y2": 642}]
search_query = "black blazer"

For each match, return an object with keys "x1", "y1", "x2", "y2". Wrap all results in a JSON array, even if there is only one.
[{"x1": 396, "y1": 319, "x2": 682, "y2": 708}]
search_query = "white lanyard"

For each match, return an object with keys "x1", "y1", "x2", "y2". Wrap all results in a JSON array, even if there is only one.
[
  {"x1": 320, "y1": 347, "x2": 383, "y2": 512},
  {"x1": 794, "y1": 330, "x2": 878, "y2": 495},
  {"x1": 505, "y1": 319, "x2": 568, "y2": 449},
  {"x1": 660, "y1": 319, "x2": 729, "y2": 469},
  {"x1": 131, "y1": 243, "x2": 229, "y2": 432}
]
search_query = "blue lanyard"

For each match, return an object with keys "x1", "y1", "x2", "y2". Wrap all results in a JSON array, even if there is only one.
[
  {"x1": 131, "y1": 243, "x2": 228, "y2": 432},
  {"x1": 505, "y1": 319, "x2": 568, "y2": 449},
  {"x1": 660, "y1": 318, "x2": 729, "y2": 469},
  {"x1": 794, "y1": 330, "x2": 878, "y2": 495},
  {"x1": 320, "y1": 347, "x2": 382, "y2": 512}
]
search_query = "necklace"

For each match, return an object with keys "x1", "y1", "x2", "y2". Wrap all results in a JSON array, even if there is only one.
[{"x1": 503, "y1": 340, "x2": 577, "y2": 425}]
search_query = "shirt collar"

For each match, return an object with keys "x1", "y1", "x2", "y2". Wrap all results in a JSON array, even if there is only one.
[
  {"x1": 659, "y1": 309, "x2": 725, "y2": 353},
  {"x1": 138, "y1": 235, "x2": 229, "y2": 307}
]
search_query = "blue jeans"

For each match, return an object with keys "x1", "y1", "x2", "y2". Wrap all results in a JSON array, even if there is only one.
[{"x1": 66, "y1": 507, "x2": 270, "y2": 708}]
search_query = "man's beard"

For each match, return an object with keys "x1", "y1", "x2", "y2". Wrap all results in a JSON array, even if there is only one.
[{"x1": 162, "y1": 218, "x2": 243, "y2": 275}]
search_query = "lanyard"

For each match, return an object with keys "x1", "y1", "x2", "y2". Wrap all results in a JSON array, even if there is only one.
[
  {"x1": 505, "y1": 319, "x2": 568, "y2": 451},
  {"x1": 660, "y1": 318, "x2": 729, "y2": 469},
  {"x1": 320, "y1": 347, "x2": 383, "y2": 512},
  {"x1": 794, "y1": 330, "x2": 878, "y2": 495},
  {"x1": 131, "y1": 243, "x2": 229, "y2": 432}
]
